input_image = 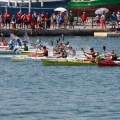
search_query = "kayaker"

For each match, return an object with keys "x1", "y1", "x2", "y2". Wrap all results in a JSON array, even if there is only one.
[
  {"x1": 37, "y1": 46, "x2": 48, "y2": 57},
  {"x1": 0, "y1": 36, "x2": 7, "y2": 46},
  {"x1": 66, "y1": 46, "x2": 76, "y2": 57},
  {"x1": 14, "y1": 39, "x2": 22, "y2": 51},
  {"x1": 105, "y1": 50, "x2": 117, "y2": 60},
  {"x1": 23, "y1": 43, "x2": 28, "y2": 51},
  {"x1": 8, "y1": 40, "x2": 14, "y2": 50},
  {"x1": 83, "y1": 48, "x2": 97, "y2": 62},
  {"x1": 95, "y1": 52, "x2": 101, "y2": 62},
  {"x1": 36, "y1": 38, "x2": 43, "y2": 49},
  {"x1": 55, "y1": 48, "x2": 67, "y2": 58}
]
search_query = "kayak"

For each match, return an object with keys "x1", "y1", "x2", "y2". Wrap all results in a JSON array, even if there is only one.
[
  {"x1": 0, "y1": 55, "x2": 27, "y2": 59},
  {"x1": 41, "y1": 58, "x2": 97, "y2": 66},
  {"x1": 11, "y1": 56, "x2": 47, "y2": 62},
  {"x1": 98, "y1": 60, "x2": 120, "y2": 66}
]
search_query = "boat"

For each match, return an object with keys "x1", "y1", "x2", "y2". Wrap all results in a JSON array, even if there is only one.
[
  {"x1": 98, "y1": 59, "x2": 120, "y2": 66},
  {"x1": 41, "y1": 58, "x2": 97, "y2": 66},
  {"x1": 11, "y1": 55, "x2": 47, "y2": 62},
  {"x1": 0, "y1": 0, "x2": 70, "y2": 15},
  {"x1": 66, "y1": 0, "x2": 120, "y2": 16}
]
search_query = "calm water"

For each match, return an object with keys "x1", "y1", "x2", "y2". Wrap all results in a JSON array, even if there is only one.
[{"x1": 0, "y1": 36, "x2": 120, "y2": 120}]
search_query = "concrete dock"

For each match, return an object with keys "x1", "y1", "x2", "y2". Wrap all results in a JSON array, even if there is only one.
[{"x1": 0, "y1": 24, "x2": 118, "y2": 37}]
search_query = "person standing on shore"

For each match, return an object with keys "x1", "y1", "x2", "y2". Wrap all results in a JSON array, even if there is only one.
[
  {"x1": 17, "y1": 12, "x2": 22, "y2": 29},
  {"x1": 103, "y1": 11, "x2": 107, "y2": 28},
  {"x1": 100, "y1": 12, "x2": 105, "y2": 29},
  {"x1": 4, "y1": 11, "x2": 10, "y2": 29},
  {"x1": 57, "y1": 12, "x2": 62, "y2": 29},
  {"x1": 11, "y1": 14, "x2": 16, "y2": 30},
  {"x1": 116, "y1": 12, "x2": 120, "y2": 28},
  {"x1": 69, "y1": 11, "x2": 74, "y2": 29},
  {"x1": 52, "y1": 12, "x2": 57, "y2": 29},
  {"x1": 81, "y1": 12, "x2": 87, "y2": 29},
  {"x1": 110, "y1": 12, "x2": 117, "y2": 29},
  {"x1": 95, "y1": 14, "x2": 100, "y2": 28}
]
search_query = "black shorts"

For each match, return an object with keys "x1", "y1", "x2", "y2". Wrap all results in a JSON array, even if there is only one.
[
  {"x1": 18, "y1": 20, "x2": 22, "y2": 24},
  {"x1": 6, "y1": 20, "x2": 10, "y2": 24},
  {"x1": 53, "y1": 19, "x2": 56, "y2": 23},
  {"x1": 69, "y1": 20, "x2": 73, "y2": 22},
  {"x1": 82, "y1": 20, "x2": 86, "y2": 23},
  {"x1": 31, "y1": 27, "x2": 35, "y2": 30}
]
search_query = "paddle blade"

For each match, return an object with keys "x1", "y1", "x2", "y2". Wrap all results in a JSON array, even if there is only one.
[
  {"x1": 103, "y1": 46, "x2": 106, "y2": 51},
  {"x1": 81, "y1": 47, "x2": 84, "y2": 52}
]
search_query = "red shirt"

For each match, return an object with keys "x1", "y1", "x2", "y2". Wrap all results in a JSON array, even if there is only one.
[
  {"x1": 81, "y1": 14, "x2": 87, "y2": 21},
  {"x1": 17, "y1": 14, "x2": 22, "y2": 20},
  {"x1": 27, "y1": 14, "x2": 32, "y2": 21},
  {"x1": 5, "y1": 13, "x2": 10, "y2": 20},
  {"x1": 31, "y1": 22, "x2": 35, "y2": 27}
]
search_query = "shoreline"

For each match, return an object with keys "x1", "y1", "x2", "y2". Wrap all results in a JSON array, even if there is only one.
[{"x1": 0, "y1": 25, "x2": 116, "y2": 37}]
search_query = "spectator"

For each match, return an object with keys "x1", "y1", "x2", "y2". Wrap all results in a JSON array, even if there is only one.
[
  {"x1": 57, "y1": 12, "x2": 62, "y2": 29},
  {"x1": 17, "y1": 12, "x2": 22, "y2": 29},
  {"x1": 4, "y1": 11, "x2": 10, "y2": 29},
  {"x1": 103, "y1": 11, "x2": 107, "y2": 28},
  {"x1": 22, "y1": 14, "x2": 28, "y2": 29},
  {"x1": 100, "y1": 12, "x2": 105, "y2": 29},
  {"x1": 41, "y1": 11, "x2": 45, "y2": 29},
  {"x1": 11, "y1": 15, "x2": 16, "y2": 30},
  {"x1": 30, "y1": 20, "x2": 36, "y2": 34},
  {"x1": 81, "y1": 12, "x2": 87, "y2": 29},
  {"x1": 46, "y1": 12, "x2": 51, "y2": 29},
  {"x1": 27, "y1": 12, "x2": 32, "y2": 28},
  {"x1": 52, "y1": 12, "x2": 57, "y2": 29},
  {"x1": 69, "y1": 11, "x2": 74, "y2": 29},
  {"x1": 111, "y1": 12, "x2": 117, "y2": 28},
  {"x1": 116, "y1": 12, "x2": 120, "y2": 28},
  {"x1": 95, "y1": 14, "x2": 100, "y2": 28},
  {"x1": 63, "y1": 13, "x2": 68, "y2": 28}
]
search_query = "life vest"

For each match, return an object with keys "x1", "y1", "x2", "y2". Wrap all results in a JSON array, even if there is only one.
[
  {"x1": 62, "y1": 51, "x2": 67, "y2": 58},
  {"x1": 112, "y1": 54, "x2": 117, "y2": 60},
  {"x1": 0, "y1": 41, "x2": 7, "y2": 46}
]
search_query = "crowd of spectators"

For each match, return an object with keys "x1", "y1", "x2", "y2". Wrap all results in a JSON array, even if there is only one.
[{"x1": 0, "y1": 9, "x2": 120, "y2": 33}]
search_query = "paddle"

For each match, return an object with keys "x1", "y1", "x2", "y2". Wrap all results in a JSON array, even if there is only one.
[
  {"x1": 103, "y1": 46, "x2": 106, "y2": 58},
  {"x1": 61, "y1": 34, "x2": 64, "y2": 41},
  {"x1": 50, "y1": 39, "x2": 53, "y2": 46},
  {"x1": 81, "y1": 47, "x2": 87, "y2": 57}
]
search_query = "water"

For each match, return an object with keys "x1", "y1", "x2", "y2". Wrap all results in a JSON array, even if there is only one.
[{"x1": 0, "y1": 36, "x2": 120, "y2": 120}]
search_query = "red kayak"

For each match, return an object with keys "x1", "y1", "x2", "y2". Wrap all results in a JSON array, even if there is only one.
[{"x1": 98, "y1": 60, "x2": 120, "y2": 66}]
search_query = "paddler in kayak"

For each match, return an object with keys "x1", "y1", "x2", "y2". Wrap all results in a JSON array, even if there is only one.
[
  {"x1": 83, "y1": 48, "x2": 98, "y2": 62},
  {"x1": 0, "y1": 35, "x2": 8, "y2": 46},
  {"x1": 105, "y1": 50, "x2": 117, "y2": 60},
  {"x1": 36, "y1": 37, "x2": 43, "y2": 50},
  {"x1": 37, "y1": 46, "x2": 48, "y2": 57}
]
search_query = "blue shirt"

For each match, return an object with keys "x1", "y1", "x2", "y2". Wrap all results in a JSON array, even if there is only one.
[
  {"x1": 17, "y1": 41, "x2": 22, "y2": 46},
  {"x1": 111, "y1": 13, "x2": 117, "y2": 20}
]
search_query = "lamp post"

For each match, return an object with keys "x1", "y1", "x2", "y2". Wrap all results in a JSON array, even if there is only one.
[
  {"x1": 5, "y1": 4, "x2": 8, "y2": 13},
  {"x1": 20, "y1": 5, "x2": 22, "y2": 13},
  {"x1": 77, "y1": 6, "x2": 80, "y2": 23},
  {"x1": 41, "y1": 1, "x2": 43, "y2": 12},
  {"x1": 28, "y1": 0, "x2": 31, "y2": 13}
]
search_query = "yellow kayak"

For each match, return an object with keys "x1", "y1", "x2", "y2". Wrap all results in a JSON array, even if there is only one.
[{"x1": 41, "y1": 58, "x2": 97, "y2": 66}]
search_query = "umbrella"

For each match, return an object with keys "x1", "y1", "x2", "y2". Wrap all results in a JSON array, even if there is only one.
[
  {"x1": 95, "y1": 8, "x2": 109, "y2": 14},
  {"x1": 54, "y1": 7, "x2": 67, "y2": 12}
]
